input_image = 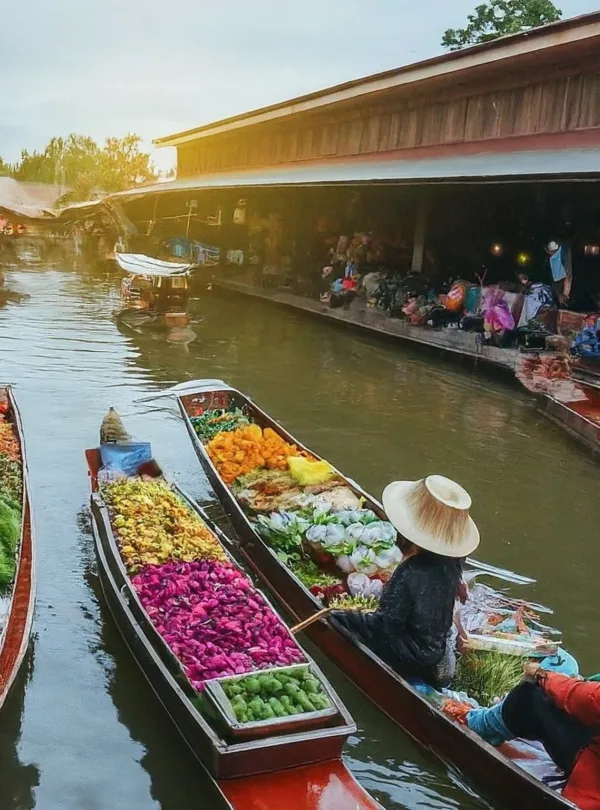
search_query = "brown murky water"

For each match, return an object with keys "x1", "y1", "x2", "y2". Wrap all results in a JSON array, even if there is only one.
[{"x1": 1, "y1": 264, "x2": 598, "y2": 810}]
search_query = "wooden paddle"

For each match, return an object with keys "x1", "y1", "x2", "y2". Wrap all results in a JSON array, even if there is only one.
[{"x1": 290, "y1": 607, "x2": 334, "y2": 635}]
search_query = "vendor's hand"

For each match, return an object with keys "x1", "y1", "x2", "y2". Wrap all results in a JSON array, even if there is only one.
[
  {"x1": 523, "y1": 662, "x2": 542, "y2": 682},
  {"x1": 457, "y1": 580, "x2": 469, "y2": 604},
  {"x1": 456, "y1": 633, "x2": 469, "y2": 654}
]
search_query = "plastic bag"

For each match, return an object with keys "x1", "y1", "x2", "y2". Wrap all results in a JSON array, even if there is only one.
[
  {"x1": 346, "y1": 523, "x2": 366, "y2": 541},
  {"x1": 306, "y1": 525, "x2": 327, "y2": 544},
  {"x1": 350, "y1": 547, "x2": 378, "y2": 575},
  {"x1": 99, "y1": 442, "x2": 152, "y2": 477},
  {"x1": 347, "y1": 572, "x2": 371, "y2": 596}
]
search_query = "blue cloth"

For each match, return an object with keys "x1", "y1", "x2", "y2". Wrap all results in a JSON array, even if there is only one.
[
  {"x1": 539, "y1": 650, "x2": 579, "y2": 677},
  {"x1": 571, "y1": 323, "x2": 600, "y2": 358},
  {"x1": 549, "y1": 249, "x2": 567, "y2": 282},
  {"x1": 100, "y1": 442, "x2": 152, "y2": 477},
  {"x1": 467, "y1": 701, "x2": 512, "y2": 746}
]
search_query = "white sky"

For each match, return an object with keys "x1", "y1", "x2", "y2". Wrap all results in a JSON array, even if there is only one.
[{"x1": 0, "y1": 0, "x2": 597, "y2": 172}]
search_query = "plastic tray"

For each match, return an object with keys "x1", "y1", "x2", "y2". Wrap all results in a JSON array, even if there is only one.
[{"x1": 204, "y1": 663, "x2": 340, "y2": 741}]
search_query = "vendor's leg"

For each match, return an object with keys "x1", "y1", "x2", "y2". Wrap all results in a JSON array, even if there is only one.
[{"x1": 501, "y1": 682, "x2": 594, "y2": 774}]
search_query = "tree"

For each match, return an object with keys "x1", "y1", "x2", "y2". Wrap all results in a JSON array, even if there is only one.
[
  {"x1": 441, "y1": 0, "x2": 562, "y2": 50},
  {"x1": 11, "y1": 133, "x2": 156, "y2": 202},
  {"x1": 0, "y1": 156, "x2": 10, "y2": 176}
]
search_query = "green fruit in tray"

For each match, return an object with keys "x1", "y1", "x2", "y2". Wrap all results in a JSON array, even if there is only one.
[
  {"x1": 224, "y1": 667, "x2": 330, "y2": 723},
  {"x1": 304, "y1": 677, "x2": 320, "y2": 695},
  {"x1": 244, "y1": 677, "x2": 261, "y2": 694},
  {"x1": 284, "y1": 682, "x2": 301, "y2": 699}
]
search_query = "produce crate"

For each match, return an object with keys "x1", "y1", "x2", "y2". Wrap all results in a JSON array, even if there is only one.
[{"x1": 204, "y1": 663, "x2": 340, "y2": 741}]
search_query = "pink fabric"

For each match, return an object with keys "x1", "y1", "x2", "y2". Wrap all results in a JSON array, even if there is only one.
[{"x1": 482, "y1": 287, "x2": 515, "y2": 332}]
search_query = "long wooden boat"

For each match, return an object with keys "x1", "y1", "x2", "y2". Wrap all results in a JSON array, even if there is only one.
[
  {"x1": 173, "y1": 379, "x2": 576, "y2": 810},
  {"x1": 85, "y1": 446, "x2": 381, "y2": 810},
  {"x1": 540, "y1": 381, "x2": 600, "y2": 455},
  {"x1": 0, "y1": 387, "x2": 35, "y2": 710}
]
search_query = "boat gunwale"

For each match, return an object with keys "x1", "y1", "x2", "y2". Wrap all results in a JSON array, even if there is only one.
[
  {"x1": 0, "y1": 386, "x2": 36, "y2": 710},
  {"x1": 175, "y1": 380, "x2": 575, "y2": 809}
]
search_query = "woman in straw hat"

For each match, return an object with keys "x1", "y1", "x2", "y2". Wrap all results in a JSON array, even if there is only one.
[{"x1": 331, "y1": 475, "x2": 479, "y2": 687}]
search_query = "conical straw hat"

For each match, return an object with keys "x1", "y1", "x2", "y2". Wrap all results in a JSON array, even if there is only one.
[{"x1": 382, "y1": 475, "x2": 479, "y2": 558}]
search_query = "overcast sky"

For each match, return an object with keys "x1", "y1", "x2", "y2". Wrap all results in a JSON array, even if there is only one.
[{"x1": 1, "y1": 0, "x2": 596, "y2": 171}]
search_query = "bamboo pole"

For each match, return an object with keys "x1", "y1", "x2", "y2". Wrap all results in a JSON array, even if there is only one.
[{"x1": 290, "y1": 607, "x2": 333, "y2": 635}]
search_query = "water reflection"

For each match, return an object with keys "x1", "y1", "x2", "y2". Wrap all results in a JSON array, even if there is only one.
[
  {"x1": 0, "y1": 649, "x2": 40, "y2": 810},
  {"x1": 0, "y1": 266, "x2": 598, "y2": 809}
]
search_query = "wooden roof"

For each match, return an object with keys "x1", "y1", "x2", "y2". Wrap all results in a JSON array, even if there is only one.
[{"x1": 154, "y1": 12, "x2": 600, "y2": 149}]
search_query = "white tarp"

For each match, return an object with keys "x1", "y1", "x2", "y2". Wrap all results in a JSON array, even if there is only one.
[{"x1": 115, "y1": 253, "x2": 194, "y2": 277}]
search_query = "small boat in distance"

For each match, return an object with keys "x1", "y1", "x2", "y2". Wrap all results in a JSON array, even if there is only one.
[
  {"x1": 0, "y1": 386, "x2": 35, "y2": 711},
  {"x1": 168, "y1": 379, "x2": 573, "y2": 810},
  {"x1": 84, "y1": 441, "x2": 381, "y2": 810},
  {"x1": 114, "y1": 253, "x2": 192, "y2": 330}
]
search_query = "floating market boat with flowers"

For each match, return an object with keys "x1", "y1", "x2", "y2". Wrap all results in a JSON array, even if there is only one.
[
  {"x1": 0, "y1": 386, "x2": 35, "y2": 711},
  {"x1": 168, "y1": 379, "x2": 576, "y2": 810},
  {"x1": 84, "y1": 435, "x2": 382, "y2": 810}
]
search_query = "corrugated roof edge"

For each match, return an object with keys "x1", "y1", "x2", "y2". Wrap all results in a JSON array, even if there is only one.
[
  {"x1": 110, "y1": 147, "x2": 600, "y2": 199},
  {"x1": 153, "y1": 11, "x2": 600, "y2": 148}
]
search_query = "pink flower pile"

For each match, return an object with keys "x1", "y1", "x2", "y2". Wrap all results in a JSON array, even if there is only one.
[{"x1": 132, "y1": 560, "x2": 305, "y2": 690}]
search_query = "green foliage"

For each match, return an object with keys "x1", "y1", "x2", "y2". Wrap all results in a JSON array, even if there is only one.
[
  {"x1": 0, "y1": 156, "x2": 10, "y2": 177},
  {"x1": 9, "y1": 133, "x2": 155, "y2": 204},
  {"x1": 441, "y1": 0, "x2": 562, "y2": 50},
  {"x1": 0, "y1": 497, "x2": 20, "y2": 593}
]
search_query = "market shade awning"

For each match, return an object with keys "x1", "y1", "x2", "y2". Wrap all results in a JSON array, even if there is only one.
[
  {"x1": 113, "y1": 147, "x2": 600, "y2": 199},
  {"x1": 115, "y1": 253, "x2": 194, "y2": 277}
]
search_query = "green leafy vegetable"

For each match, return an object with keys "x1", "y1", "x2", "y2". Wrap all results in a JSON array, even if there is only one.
[{"x1": 453, "y1": 651, "x2": 524, "y2": 707}]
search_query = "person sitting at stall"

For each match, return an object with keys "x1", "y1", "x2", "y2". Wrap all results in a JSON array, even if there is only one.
[
  {"x1": 331, "y1": 475, "x2": 479, "y2": 687},
  {"x1": 465, "y1": 663, "x2": 600, "y2": 810}
]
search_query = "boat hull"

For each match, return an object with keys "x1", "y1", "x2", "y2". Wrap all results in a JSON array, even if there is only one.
[
  {"x1": 87, "y1": 463, "x2": 355, "y2": 783},
  {"x1": 0, "y1": 388, "x2": 35, "y2": 711},
  {"x1": 176, "y1": 381, "x2": 573, "y2": 810}
]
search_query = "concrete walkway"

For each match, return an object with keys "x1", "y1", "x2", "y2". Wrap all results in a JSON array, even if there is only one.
[{"x1": 213, "y1": 277, "x2": 517, "y2": 372}]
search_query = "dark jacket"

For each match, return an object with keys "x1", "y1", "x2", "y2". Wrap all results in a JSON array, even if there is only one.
[{"x1": 333, "y1": 551, "x2": 462, "y2": 680}]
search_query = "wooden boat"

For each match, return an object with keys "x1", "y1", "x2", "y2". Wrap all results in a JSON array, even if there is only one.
[
  {"x1": 540, "y1": 380, "x2": 600, "y2": 455},
  {"x1": 172, "y1": 379, "x2": 575, "y2": 810},
  {"x1": 85, "y1": 447, "x2": 381, "y2": 810},
  {"x1": 0, "y1": 387, "x2": 35, "y2": 710},
  {"x1": 114, "y1": 253, "x2": 192, "y2": 330}
]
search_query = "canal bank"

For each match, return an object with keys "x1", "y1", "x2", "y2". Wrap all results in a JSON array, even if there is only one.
[{"x1": 212, "y1": 276, "x2": 600, "y2": 456}]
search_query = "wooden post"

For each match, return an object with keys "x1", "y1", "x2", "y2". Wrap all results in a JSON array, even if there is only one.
[{"x1": 411, "y1": 189, "x2": 428, "y2": 274}]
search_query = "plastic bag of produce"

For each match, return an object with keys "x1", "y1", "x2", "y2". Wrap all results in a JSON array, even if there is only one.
[
  {"x1": 350, "y1": 547, "x2": 378, "y2": 575},
  {"x1": 100, "y1": 442, "x2": 152, "y2": 477},
  {"x1": 336, "y1": 555, "x2": 355, "y2": 573},
  {"x1": 325, "y1": 524, "x2": 346, "y2": 543},
  {"x1": 347, "y1": 572, "x2": 371, "y2": 596},
  {"x1": 347, "y1": 572, "x2": 386, "y2": 599},
  {"x1": 374, "y1": 546, "x2": 402, "y2": 570},
  {"x1": 306, "y1": 525, "x2": 327, "y2": 544},
  {"x1": 346, "y1": 523, "x2": 366, "y2": 542},
  {"x1": 288, "y1": 456, "x2": 334, "y2": 485}
]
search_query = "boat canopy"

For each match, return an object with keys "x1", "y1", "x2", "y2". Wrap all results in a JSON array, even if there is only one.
[{"x1": 115, "y1": 253, "x2": 194, "y2": 277}]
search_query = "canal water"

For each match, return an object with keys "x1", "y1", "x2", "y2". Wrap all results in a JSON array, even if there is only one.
[{"x1": 1, "y1": 264, "x2": 599, "y2": 810}]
